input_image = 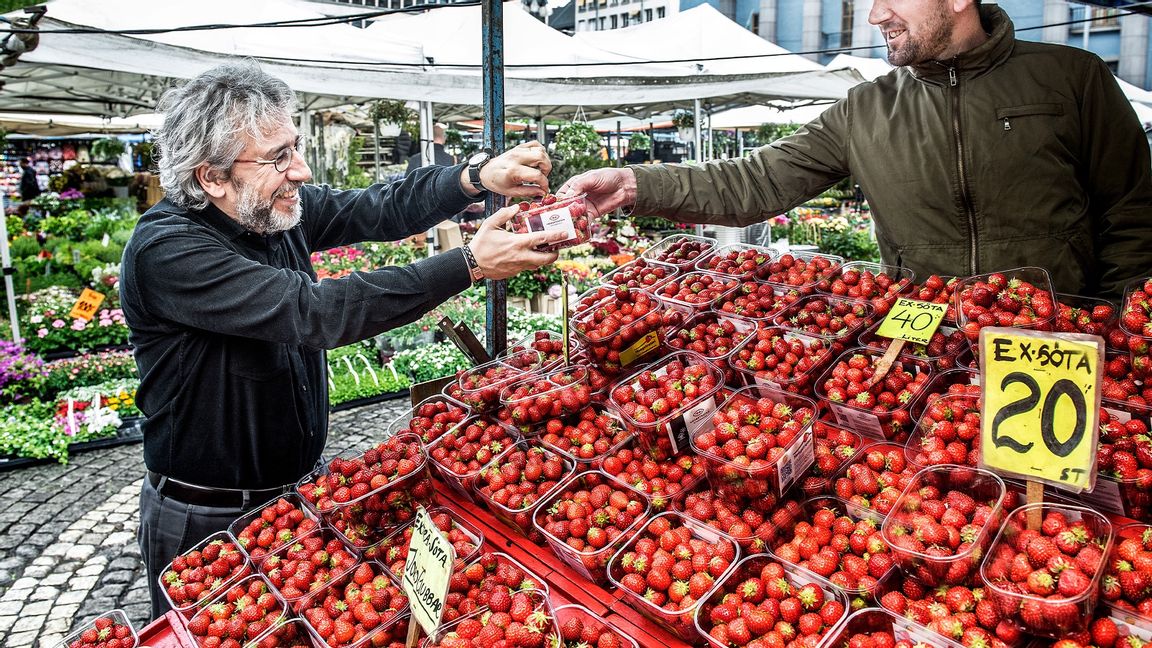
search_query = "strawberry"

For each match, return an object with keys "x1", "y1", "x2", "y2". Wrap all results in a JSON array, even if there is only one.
[
  {"x1": 829, "y1": 443, "x2": 916, "y2": 517},
  {"x1": 1120, "y1": 279, "x2": 1152, "y2": 378},
  {"x1": 907, "y1": 393, "x2": 983, "y2": 469},
  {"x1": 957, "y1": 271, "x2": 1057, "y2": 341},
  {"x1": 536, "y1": 405, "x2": 632, "y2": 465},
  {"x1": 297, "y1": 561, "x2": 408, "y2": 648},
  {"x1": 259, "y1": 530, "x2": 358, "y2": 607},
  {"x1": 68, "y1": 616, "x2": 136, "y2": 648},
  {"x1": 599, "y1": 446, "x2": 706, "y2": 511},
  {"x1": 608, "y1": 353, "x2": 723, "y2": 459},
  {"x1": 447, "y1": 353, "x2": 538, "y2": 412},
  {"x1": 427, "y1": 415, "x2": 516, "y2": 494},
  {"x1": 665, "y1": 311, "x2": 756, "y2": 382},
  {"x1": 774, "y1": 295, "x2": 874, "y2": 353},
  {"x1": 572, "y1": 286, "x2": 682, "y2": 374},
  {"x1": 553, "y1": 605, "x2": 630, "y2": 648},
  {"x1": 800, "y1": 421, "x2": 863, "y2": 496},
  {"x1": 814, "y1": 262, "x2": 912, "y2": 315},
  {"x1": 393, "y1": 395, "x2": 470, "y2": 446},
  {"x1": 910, "y1": 275, "x2": 961, "y2": 322},
  {"x1": 602, "y1": 258, "x2": 676, "y2": 290},
  {"x1": 651, "y1": 270, "x2": 740, "y2": 309},
  {"x1": 362, "y1": 508, "x2": 479, "y2": 579},
  {"x1": 819, "y1": 350, "x2": 933, "y2": 442},
  {"x1": 496, "y1": 367, "x2": 594, "y2": 432},
  {"x1": 187, "y1": 576, "x2": 285, "y2": 647},
  {"x1": 696, "y1": 243, "x2": 775, "y2": 279},
  {"x1": 713, "y1": 279, "x2": 804, "y2": 320},
  {"x1": 730, "y1": 327, "x2": 834, "y2": 394}
]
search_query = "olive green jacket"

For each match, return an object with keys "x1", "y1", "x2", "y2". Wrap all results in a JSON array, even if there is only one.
[{"x1": 631, "y1": 6, "x2": 1152, "y2": 297}]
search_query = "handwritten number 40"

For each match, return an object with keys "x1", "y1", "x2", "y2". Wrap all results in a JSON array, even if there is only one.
[
  {"x1": 890, "y1": 310, "x2": 933, "y2": 331},
  {"x1": 989, "y1": 371, "x2": 1086, "y2": 461}
]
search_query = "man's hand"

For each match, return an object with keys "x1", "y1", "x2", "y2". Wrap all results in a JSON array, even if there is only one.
[
  {"x1": 557, "y1": 168, "x2": 637, "y2": 218},
  {"x1": 462, "y1": 141, "x2": 553, "y2": 198},
  {"x1": 468, "y1": 205, "x2": 565, "y2": 280}
]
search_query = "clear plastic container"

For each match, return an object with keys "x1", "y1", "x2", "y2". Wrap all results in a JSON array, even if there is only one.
[
  {"x1": 160, "y1": 530, "x2": 253, "y2": 618},
  {"x1": 508, "y1": 193, "x2": 590, "y2": 251},
  {"x1": 759, "y1": 250, "x2": 844, "y2": 293},
  {"x1": 799, "y1": 420, "x2": 867, "y2": 497},
  {"x1": 904, "y1": 392, "x2": 982, "y2": 469},
  {"x1": 881, "y1": 465, "x2": 1007, "y2": 587},
  {"x1": 52, "y1": 609, "x2": 138, "y2": 648},
  {"x1": 380, "y1": 393, "x2": 471, "y2": 446},
  {"x1": 229, "y1": 494, "x2": 323, "y2": 565},
  {"x1": 730, "y1": 326, "x2": 836, "y2": 395},
  {"x1": 295, "y1": 560, "x2": 410, "y2": 648},
  {"x1": 1080, "y1": 404, "x2": 1152, "y2": 522},
  {"x1": 496, "y1": 365, "x2": 593, "y2": 435},
  {"x1": 663, "y1": 311, "x2": 757, "y2": 385},
  {"x1": 674, "y1": 485, "x2": 780, "y2": 550},
  {"x1": 693, "y1": 554, "x2": 848, "y2": 648},
  {"x1": 605, "y1": 350, "x2": 726, "y2": 459},
  {"x1": 1056, "y1": 292, "x2": 1120, "y2": 338},
  {"x1": 814, "y1": 347, "x2": 936, "y2": 441},
  {"x1": 295, "y1": 433, "x2": 434, "y2": 548},
  {"x1": 954, "y1": 266, "x2": 1058, "y2": 342},
  {"x1": 423, "y1": 589, "x2": 555, "y2": 648},
  {"x1": 607, "y1": 511, "x2": 740, "y2": 642},
  {"x1": 907, "y1": 274, "x2": 962, "y2": 324},
  {"x1": 535, "y1": 404, "x2": 634, "y2": 467},
  {"x1": 242, "y1": 618, "x2": 315, "y2": 648},
  {"x1": 1120, "y1": 276, "x2": 1152, "y2": 379},
  {"x1": 824, "y1": 441, "x2": 918, "y2": 520},
  {"x1": 692, "y1": 242, "x2": 778, "y2": 279},
  {"x1": 1103, "y1": 523, "x2": 1152, "y2": 628},
  {"x1": 649, "y1": 270, "x2": 741, "y2": 316},
  {"x1": 532, "y1": 469, "x2": 651, "y2": 584},
  {"x1": 640, "y1": 233, "x2": 717, "y2": 270},
  {"x1": 426, "y1": 414, "x2": 520, "y2": 504},
  {"x1": 444, "y1": 350, "x2": 541, "y2": 413},
  {"x1": 690, "y1": 384, "x2": 818, "y2": 501},
  {"x1": 858, "y1": 319, "x2": 969, "y2": 372},
  {"x1": 598, "y1": 442, "x2": 709, "y2": 513},
  {"x1": 772, "y1": 294, "x2": 876, "y2": 354},
  {"x1": 442, "y1": 552, "x2": 551, "y2": 622},
  {"x1": 571, "y1": 288, "x2": 675, "y2": 374},
  {"x1": 711, "y1": 279, "x2": 805, "y2": 322},
  {"x1": 817, "y1": 607, "x2": 965, "y2": 648},
  {"x1": 814, "y1": 260, "x2": 915, "y2": 314},
  {"x1": 498, "y1": 330, "x2": 576, "y2": 370},
  {"x1": 979, "y1": 502, "x2": 1115, "y2": 638},
  {"x1": 554, "y1": 604, "x2": 640, "y2": 648},
  {"x1": 600, "y1": 257, "x2": 679, "y2": 289},
  {"x1": 1101, "y1": 350, "x2": 1152, "y2": 413},
  {"x1": 363, "y1": 505, "x2": 483, "y2": 580},
  {"x1": 473, "y1": 440, "x2": 576, "y2": 540},
  {"x1": 258, "y1": 527, "x2": 360, "y2": 613},
  {"x1": 186, "y1": 574, "x2": 288, "y2": 648}
]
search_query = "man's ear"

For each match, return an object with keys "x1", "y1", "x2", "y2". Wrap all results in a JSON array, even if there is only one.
[{"x1": 196, "y1": 164, "x2": 229, "y2": 199}]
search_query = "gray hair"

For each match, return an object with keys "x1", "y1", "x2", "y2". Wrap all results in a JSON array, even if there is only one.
[{"x1": 153, "y1": 61, "x2": 297, "y2": 210}]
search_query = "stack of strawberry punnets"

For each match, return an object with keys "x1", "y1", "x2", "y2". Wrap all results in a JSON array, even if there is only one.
[
  {"x1": 1101, "y1": 524, "x2": 1152, "y2": 620},
  {"x1": 297, "y1": 433, "x2": 432, "y2": 548},
  {"x1": 1121, "y1": 278, "x2": 1152, "y2": 378},
  {"x1": 881, "y1": 466, "x2": 1010, "y2": 587},
  {"x1": 799, "y1": 421, "x2": 863, "y2": 496},
  {"x1": 760, "y1": 253, "x2": 841, "y2": 292},
  {"x1": 571, "y1": 286, "x2": 681, "y2": 373},
  {"x1": 830, "y1": 443, "x2": 917, "y2": 518},
  {"x1": 690, "y1": 387, "x2": 816, "y2": 502},
  {"x1": 428, "y1": 415, "x2": 517, "y2": 501},
  {"x1": 768, "y1": 499, "x2": 895, "y2": 604},
  {"x1": 231, "y1": 496, "x2": 321, "y2": 564},
  {"x1": 651, "y1": 271, "x2": 740, "y2": 310},
  {"x1": 599, "y1": 446, "x2": 706, "y2": 512},
  {"x1": 712, "y1": 280, "x2": 804, "y2": 321},
  {"x1": 297, "y1": 561, "x2": 408, "y2": 648},
  {"x1": 443, "y1": 552, "x2": 549, "y2": 624},
  {"x1": 1097, "y1": 408, "x2": 1152, "y2": 520},
  {"x1": 496, "y1": 367, "x2": 593, "y2": 433},
  {"x1": 695, "y1": 555, "x2": 847, "y2": 648},
  {"x1": 447, "y1": 353, "x2": 538, "y2": 413},
  {"x1": 387, "y1": 396, "x2": 470, "y2": 445},
  {"x1": 363, "y1": 508, "x2": 481, "y2": 579},
  {"x1": 186, "y1": 576, "x2": 286, "y2": 648},
  {"x1": 730, "y1": 327, "x2": 834, "y2": 394},
  {"x1": 694, "y1": 244, "x2": 776, "y2": 279},
  {"x1": 773, "y1": 295, "x2": 874, "y2": 351},
  {"x1": 981, "y1": 505, "x2": 1113, "y2": 636},
  {"x1": 162, "y1": 532, "x2": 252, "y2": 615},
  {"x1": 427, "y1": 591, "x2": 558, "y2": 648},
  {"x1": 815, "y1": 261, "x2": 913, "y2": 315},
  {"x1": 956, "y1": 269, "x2": 1057, "y2": 342},
  {"x1": 677, "y1": 489, "x2": 776, "y2": 552},
  {"x1": 537, "y1": 405, "x2": 632, "y2": 465},
  {"x1": 879, "y1": 582, "x2": 1026, "y2": 648},
  {"x1": 259, "y1": 530, "x2": 358, "y2": 610},
  {"x1": 474, "y1": 442, "x2": 572, "y2": 540},
  {"x1": 608, "y1": 512, "x2": 738, "y2": 641},
  {"x1": 643, "y1": 235, "x2": 716, "y2": 269},
  {"x1": 818, "y1": 350, "x2": 934, "y2": 441},
  {"x1": 65, "y1": 614, "x2": 136, "y2": 648},
  {"x1": 533, "y1": 470, "x2": 649, "y2": 581},
  {"x1": 601, "y1": 258, "x2": 677, "y2": 289},
  {"x1": 554, "y1": 604, "x2": 635, "y2": 648},
  {"x1": 906, "y1": 389, "x2": 983, "y2": 469}
]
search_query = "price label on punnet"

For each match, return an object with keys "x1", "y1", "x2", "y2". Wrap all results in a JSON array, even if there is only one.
[
  {"x1": 978, "y1": 327, "x2": 1103, "y2": 493},
  {"x1": 875, "y1": 298, "x2": 947, "y2": 346},
  {"x1": 401, "y1": 506, "x2": 457, "y2": 635}
]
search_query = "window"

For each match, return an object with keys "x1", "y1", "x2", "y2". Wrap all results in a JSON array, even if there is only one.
[
  {"x1": 645, "y1": 8, "x2": 652, "y2": 20},
  {"x1": 611, "y1": 14, "x2": 618, "y2": 27},
  {"x1": 750, "y1": 12, "x2": 759, "y2": 35},
  {"x1": 622, "y1": 13, "x2": 629, "y2": 26},
  {"x1": 656, "y1": 6, "x2": 664, "y2": 18},
  {"x1": 1105, "y1": 59, "x2": 1120, "y2": 74},
  {"x1": 599, "y1": 16, "x2": 606, "y2": 28},
  {"x1": 1070, "y1": 5, "x2": 1121, "y2": 32},
  {"x1": 841, "y1": 0, "x2": 854, "y2": 48}
]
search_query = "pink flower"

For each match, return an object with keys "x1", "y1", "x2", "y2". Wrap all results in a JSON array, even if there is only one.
[
  {"x1": 71, "y1": 320, "x2": 86, "y2": 331},
  {"x1": 37, "y1": 328, "x2": 48, "y2": 338},
  {"x1": 52, "y1": 319, "x2": 65, "y2": 328},
  {"x1": 99, "y1": 319, "x2": 112, "y2": 326}
]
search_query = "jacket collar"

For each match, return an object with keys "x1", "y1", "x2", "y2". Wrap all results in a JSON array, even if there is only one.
[
  {"x1": 907, "y1": 5, "x2": 1015, "y2": 82},
  {"x1": 194, "y1": 201, "x2": 281, "y2": 249}
]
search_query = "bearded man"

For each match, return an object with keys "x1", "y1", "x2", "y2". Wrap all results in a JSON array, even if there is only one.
[
  {"x1": 562, "y1": 0, "x2": 1152, "y2": 297},
  {"x1": 121, "y1": 61, "x2": 564, "y2": 619}
]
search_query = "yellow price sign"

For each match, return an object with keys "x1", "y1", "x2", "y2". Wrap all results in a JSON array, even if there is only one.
[
  {"x1": 69, "y1": 288, "x2": 106, "y2": 322},
  {"x1": 978, "y1": 328, "x2": 1102, "y2": 493},
  {"x1": 875, "y1": 298, "x2": 947, "y2": 346}
]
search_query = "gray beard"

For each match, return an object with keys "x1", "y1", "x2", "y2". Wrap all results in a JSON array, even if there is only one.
[{"x1": 234, "y1": 179, "x2": 302, "y2": 234}]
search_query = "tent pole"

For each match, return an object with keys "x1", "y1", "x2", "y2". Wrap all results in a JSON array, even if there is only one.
[
  {"x1": 0, "y1": 191, "x2": 20, "y2": 342},
  {"x1": 693, "y1": 98, "x2": 704, "y2": 238},
  {"x1": 300, "y1": 107, "x2": 313, "y2": 171},
  {"x1": 536, "y1": 117, "x2": 547, "y2": 148},
  {"x1": 617, "y1": 120, "x2": 623, "y2": 167},
  {"x1": 373, "y1": 116, "x2": 381, "y2": 183},
  {"x1": 649, "y1": 121, "x2": 654, "y2": 163},
  {"x1": 421, "y1": 101, "x2": 436, "y2": 259},
  {"x1": 483, "y1": 0, "x2": 508, "y2": 357}
]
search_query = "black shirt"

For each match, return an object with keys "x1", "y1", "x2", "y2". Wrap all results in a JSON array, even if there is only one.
[{"x1": 120, "y1": 165, "x2": 474, "y2": 489}]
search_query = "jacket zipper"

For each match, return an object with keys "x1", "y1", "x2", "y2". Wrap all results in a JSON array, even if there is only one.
[{"x1": 946, "y1": 64, "x2": 979, "y2": 275}]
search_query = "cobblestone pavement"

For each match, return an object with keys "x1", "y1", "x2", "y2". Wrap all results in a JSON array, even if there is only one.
[{"x1": 0, "y1": 398, "x2": 413, "y2": 648}]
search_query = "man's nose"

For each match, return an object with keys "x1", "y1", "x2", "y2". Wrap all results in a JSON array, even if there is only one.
[{"x1": 869, "y1": 0, "x2": 891, "y2": 26}]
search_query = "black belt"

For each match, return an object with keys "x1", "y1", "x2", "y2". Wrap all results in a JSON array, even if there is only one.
[{"x1": 147, "y1": 470, "x2": 292, "y2": 509}]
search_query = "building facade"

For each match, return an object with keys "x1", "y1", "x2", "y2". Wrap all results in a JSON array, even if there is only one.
[{"x1": 572, "y1": 0, "x2": 677, "y2": 31}]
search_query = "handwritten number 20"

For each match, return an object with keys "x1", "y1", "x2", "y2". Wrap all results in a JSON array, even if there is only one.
[{"x1": 990, "y1": 372, "x2": 1085, "y2": 458}]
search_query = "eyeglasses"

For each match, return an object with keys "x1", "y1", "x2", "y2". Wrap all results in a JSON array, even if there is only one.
[{"x1": 234, "y1": 137, "x2": 303, "y2": 174}]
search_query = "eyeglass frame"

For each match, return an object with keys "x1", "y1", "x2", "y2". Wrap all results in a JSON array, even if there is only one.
[{"x1": 232, "y1": 136, "x2": 304, "y2": 174}]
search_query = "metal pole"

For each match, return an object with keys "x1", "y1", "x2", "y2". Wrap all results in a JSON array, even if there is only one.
[
  {"x1": 421, "y1": 101, "x2": 437, "y2": 259},
  {"x1": 535, "y1": 117, "x2": 547, "y2": 148},
  {"x1": 373, "y1": 116, "x2": 381, "y2": 183},
  {"x1": 0, "y1": 191, "x2": 20, "y2": 342},
  {"x1": 483, "y1": 0, "x2": 508, "y2": 357},
  {"x1": 649, "y1": 121, "x2": 654, "y2": 163},
  {"x1": 693, "y1": 98, "x2": 704, "y2": 237},
  {"x1": 616, "y1": 120, "x2": 623, "y2": 167}
]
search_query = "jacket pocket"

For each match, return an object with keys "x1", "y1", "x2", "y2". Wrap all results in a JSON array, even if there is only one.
[
  {"x1": 227, "y1": 338, "x2": 288, "y2": 382},
  {"x1": 995, "y1": 104, "x2": 1064, "y2": 131}
]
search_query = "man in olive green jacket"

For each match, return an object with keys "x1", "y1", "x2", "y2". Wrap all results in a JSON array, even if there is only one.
[{"x1": 561, "y1": 1, "x2": 1152, "y2": 297}]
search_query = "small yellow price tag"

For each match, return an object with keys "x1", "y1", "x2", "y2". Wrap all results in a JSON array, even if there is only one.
[
  {"x1": 619, "y1": 331, "x2": 660, "y2": 367},
  {"x1": 978, "y1": 328, "x2": 1102, "y2": 493},
  {"x1": 875, "y1": 298, "x2": 947, "y2": 346},
  {"x1": 69, "y1": 288, "x2": 106, "y2": 321}
]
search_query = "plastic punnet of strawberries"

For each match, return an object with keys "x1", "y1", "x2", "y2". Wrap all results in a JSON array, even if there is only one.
[
  {"x1": 554, "y1": 604, "x2": 635, "y2": 648},
  {"x1": 297, "y1": 561, "x2": 409, "y2": 648},
  {"x1": 713, "y1": 280, "x2": 804, "y2": 321},
  {"x1": 426, "y1": 590, "x2": 557, "y2": 648},
  {"x1": 1101, "y1": 524, "x2": 1152, "y2": 620},
  {"x1": 365, "y1": 508, "x2": 479, "y2": 578},
  {"x1": 242, "y1": 619, "x2": 313, "y2": 648},
  {"x1": 799, "y1": 421, "x2": 863, "y2": 497},
  {"x1": 602, "y1": 258, "x2": 677, "y2": 289},
  {"x1": 232, "y1": 496, "x2": 322, "y2": 564},
  {"x1": 572, "y1": 286, "x2": 681, "y2": 373},
  {"x1": 1101, "y1": 353, "x2": 1152, "y2": 406},
  {"x1": 816, "y1": 262, "x2": 912, "y2": 315},
  {"x1": 389, "y1": 396, "x2": 470, "y2": 446},
  {"x1": 475, "y1": 442, "x2": 571, "y2": 540},
  {"x1": 981, "y1": 506, "x2": 1113, "y2": 636},
  {"x1": 533, "y1": 471, "x2": 649, "y2": 578},
  {"x1": 819, "y1": 351, "x2": 933, "y2": 441},
  {"x1": 1046, "y1": 614, "x2": 1152, "y2": 648},
  {"x1": 297, "y1": 433, "x2": 432, "y2": 547},
  {"x1": 66, "y1": 614, "x2": 136, "y2": 648},
  {"x1": 695, "y1": 244, "x2": 775, "y2": 279},
  {"x1": 774, "y1": 295, "x2": 874, "y2": 347},
  {"x1": 497, "y1": 367, "x2": 593, "y2": 433},
  {"x1": 731, "y1": 328, "x2": 834, "y2": 394},
  {"x1": 644, "y1": 236, "x2": 715, "y2": 269},
  {"x1": 443, "y1": 552, "x2": 549, "y2": 624},
  {"x1": 608, "y1": 354, "x2": 722, "y2": 435},
  {"x1": 447, "y1": 354, "x2": 536, "y2": 413},
  {"x1": 907, "y1": 390, "x2": 983, "y2": 469},
  {"x1": 760, "y1": 253, "x2": 840, "y2": 291},
  {"x1": 1096, "y1": 408, "x2": 1152, "y2": 517},
  {"x1": 878, "y1": 582, "x2": 1024, "y2": 648},
  {"x1": 665, "y1": 312, "x2": 755, "y2": 363},
  {"x1": 599, "y1": 446, "x2": 706, "y2": 512},
  {"x1": 186, "y1": 576, "x2": 287, "y2": 648},
  {"x1": 677, "y1": 488, "x2": 776, "y2": 552},
  {"x1": 652, "y1": 271, "x2": 740, "y2": 309},
  {"x1": 956, "y1": 270, "x2": 1057, "y2": 341},
  {"x1": 162, "y1": 532, "x2": 252, "y2": 614},
  {"x1": 1121, "y1": 278, "x2": 1152, "y2": 378},
  {"x1": 830, "y1": 443, "x2": 918, "y2": 518},
  {"x1": 1056, "y1": 295, "x2": 1118, "y2": 337},
  {"x1": 537, "y1": 405, "x2": 632, "y2": 464},
  {"x1": 861, "y1": 322, "x2": 969, "y2": 371},
  {"x1": 508, "y1": 193, "x2": 590, "y2": 252},
  {"x1": 259, "y1": 530, "x2": 358, "y2": 609},
  {"x1": 428, "y1": 415, "x2": 517, "y2": 492},
  {"x1": 504, "y1": 331, "x2": 570, "y2": 368},
  {"x1": 696, "y1": 555, "x2": 848, "y2": 648},
  {"x1": 909, "y1": 274, "x2": 961, "y2": 322}
]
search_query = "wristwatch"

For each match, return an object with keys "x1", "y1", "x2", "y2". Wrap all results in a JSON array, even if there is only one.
[
  {"x1": 466, "y1": 150, "x2": 493, "y2": 193},
  {"x1": 461, "y1": 245, "x2": 485, "y2": 283}
]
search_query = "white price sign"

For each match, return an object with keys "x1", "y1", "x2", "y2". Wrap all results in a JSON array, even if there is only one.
[{"x1": 401, "y1": 507, "x2": 457, "y2": 636}]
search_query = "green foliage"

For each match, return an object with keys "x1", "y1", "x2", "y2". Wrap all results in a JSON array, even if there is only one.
[
  {"x1": 672, "y1": 111, "x2": 695, "y2": 128},
  {"x1": 628, "y1": 132, "x2": 651, "y2": 151},
  {"x1": 57, "y1": 378, "x2": 142, "y2": 418},
  {"x1": 339, "y1": 136, "x2": 374, "y2": 189},
  {"x1": 0, "y1": 402, "x2": 66, "y2": 462},
  {"x1": 390, "y1": 341, "x2": 470, "y2": 383},
  {"x1": 327, "y1": 351, "x2": 410, "y2": 406},
  {"x1": 39, "y1": 350, "x2": 138, "y2": 401},
  {"x1": 551, "y1": 122, "x2": 610, "y2": 188},
  {"x1": 754, "y1": 123, "x2": 802, "y2": 146},
  {"x1": 90, "y1": 138, "x2": 127, "y2": 161},
  {"x1": 370, "y1": 100, "x2": 414, "y2": 127},
  {"x1": 507, "y1": 308, "x2": 562, "y2": 339}
]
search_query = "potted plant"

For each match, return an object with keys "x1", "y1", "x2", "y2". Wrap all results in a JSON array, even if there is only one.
[
  {"x1": 104, "y1": 168, "x2": 132, "y2": 198},
  {"x1": 672, "y1": 111, "x2": 695, "y2": 143},
  {"x1": 90, "y1": 137, "x2": 127, "y2": 163}
]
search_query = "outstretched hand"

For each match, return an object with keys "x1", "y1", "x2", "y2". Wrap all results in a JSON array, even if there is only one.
[
  {"x1": 477, "y1": 141, "x2": 553, "y2": 197},
  {"x1": 557, "y1": 167, "x2": 638, "y2": 219}
]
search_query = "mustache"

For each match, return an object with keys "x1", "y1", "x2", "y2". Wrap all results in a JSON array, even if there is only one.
[{"x1": 274, "y1": 182, "x2": 303, "y2": 199}]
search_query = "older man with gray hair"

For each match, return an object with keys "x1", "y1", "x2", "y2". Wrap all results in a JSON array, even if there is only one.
[{"x1": 120, "y1": 61, "x2": 563, "y2": 619}]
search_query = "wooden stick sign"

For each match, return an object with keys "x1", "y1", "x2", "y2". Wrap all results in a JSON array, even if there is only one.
[{"x1": 403, "y1": 507, "x2": 457, "y2": 646}]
